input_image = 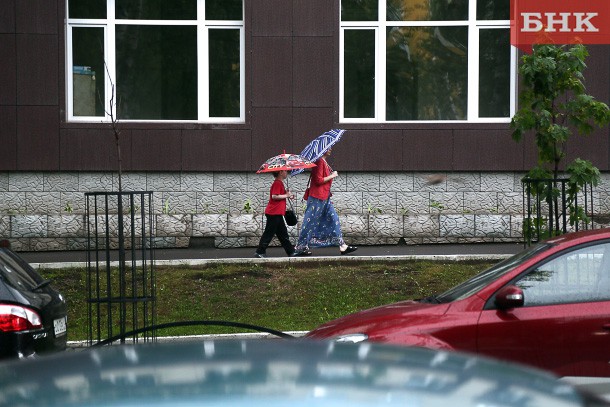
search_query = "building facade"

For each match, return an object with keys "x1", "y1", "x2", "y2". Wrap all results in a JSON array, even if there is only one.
[{"x1": 1, "y1": 0, "x2": 609, "y2": 251}]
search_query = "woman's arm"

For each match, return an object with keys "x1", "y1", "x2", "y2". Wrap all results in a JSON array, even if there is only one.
[
  {"x1": 312, "y1": 160, "x2": 337, "y2": 185},
  {"x1": 323, "y1": 171, "x2": 338, "y2": 183}
]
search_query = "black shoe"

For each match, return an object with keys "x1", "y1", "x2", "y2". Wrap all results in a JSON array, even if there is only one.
[
  {"x1": 293, "y1": 249, "x2": 312, "y2": 257},
  {"x1": 340, "y1": 246, "x2": 358, "y2": 255},
  {"x1": 254, "y1": 253, "x2": 267, "y2": 258}
]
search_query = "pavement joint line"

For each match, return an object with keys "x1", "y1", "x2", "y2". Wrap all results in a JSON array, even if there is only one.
[{"x1": 30, "y1": 254, "x2": 512, "y2": 269}]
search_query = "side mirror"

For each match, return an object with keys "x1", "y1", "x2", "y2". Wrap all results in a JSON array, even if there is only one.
[{"x1": 495, "y1": 285, "x2": 524, "y2": 310}]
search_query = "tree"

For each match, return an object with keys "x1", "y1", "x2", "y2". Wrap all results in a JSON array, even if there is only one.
[
  {"x1": 511, "y1": 44, "x2": 610, "y2": 240},
  {"x1": 104, "y1": 62, "x2": 123, "y2": 192}
]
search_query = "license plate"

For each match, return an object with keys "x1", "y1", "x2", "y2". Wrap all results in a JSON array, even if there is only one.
[{"x1": 53, "y1": 317, "x2": 67, "y2": 337}]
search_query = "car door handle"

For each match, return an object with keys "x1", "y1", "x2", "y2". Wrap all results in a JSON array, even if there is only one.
[{"x1": 602, "y1": 324, "x2": 610, "y2": 331}]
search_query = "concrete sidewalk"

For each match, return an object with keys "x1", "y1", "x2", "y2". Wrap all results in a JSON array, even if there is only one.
[{"x1": 18, "y1": 242, "x2": 525, "y2": 269}]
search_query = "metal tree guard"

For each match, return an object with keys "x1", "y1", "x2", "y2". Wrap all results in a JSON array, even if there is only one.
[
  {"x1": 522, "y1": 178, "x2": 595, "y2": 246},
  {"x1": 85, "y1": 191, "x2": 156, "y2": 345}
]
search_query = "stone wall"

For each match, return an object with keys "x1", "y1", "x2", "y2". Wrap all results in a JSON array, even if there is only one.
[{"x1": 1, "y1": 171, "x2": 608, "y2": 251}]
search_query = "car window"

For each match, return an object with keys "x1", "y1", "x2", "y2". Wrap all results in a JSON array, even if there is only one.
[
  {"x1": 434, "y1": 243, "x2": 551, "y2": 303},
  {"x1": 0, "y1": 249, "x2": 42, "y2": 291},
  {"x1": 516, "y1": 242, "x2": 610, "y2": 306}
]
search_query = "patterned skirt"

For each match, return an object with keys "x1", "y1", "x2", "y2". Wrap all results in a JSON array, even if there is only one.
[{"x1": 296, "y1": 197, "x2": 345, "y2": 249}]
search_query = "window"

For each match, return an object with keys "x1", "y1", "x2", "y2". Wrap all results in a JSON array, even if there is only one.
[
  {"x1": 340, "y1": 0, "x2": 515, "y2": 122},
  {"x1": 515, "y1": 243, "x2": 610, "y2": 306},
  {"x1": 66, "y1": 0, "x2": 244, "y2": 123}
]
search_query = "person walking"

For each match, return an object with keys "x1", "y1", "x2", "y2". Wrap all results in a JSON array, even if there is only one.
[
  {"x1": 294, "y1": 147, "x2": 357, "y2": 256},
  {"x1": 254, "y1": 170, "x2": 296, "y2": 258}
]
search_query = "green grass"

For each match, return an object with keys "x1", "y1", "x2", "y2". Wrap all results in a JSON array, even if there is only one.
[{"x1": 39, "y1": 260, "x2": 496, "y2": 341}]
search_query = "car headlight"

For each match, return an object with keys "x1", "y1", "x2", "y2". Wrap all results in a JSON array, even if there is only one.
[{"x1": 334, "y1": 333, "x2": 368, "y2": 343}]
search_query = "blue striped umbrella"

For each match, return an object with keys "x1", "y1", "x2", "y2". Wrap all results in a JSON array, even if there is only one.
[{"x1": 291, "y1": 129, "x2": 346, "y2": 176}]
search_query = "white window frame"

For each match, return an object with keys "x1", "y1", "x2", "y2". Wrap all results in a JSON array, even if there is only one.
[
  {"x1": 339, "y1": 0, "x2": 516, "y2": 124},
  {"x1": 65, "y1": 0, "x2": 245, "y2": 124}
]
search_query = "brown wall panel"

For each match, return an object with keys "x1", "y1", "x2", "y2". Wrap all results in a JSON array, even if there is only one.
[
  {"x1": 182, "y1": 130, "x2": 252, "y2": 171},
  {"x1": 0, "y1": 107, "x2": 17, "y2": 170},
  {"x1": 16, "y1": 0, "x2": 58, "y2": 34},
  {"x1": 565, "y1": 128, "x2": 609, "y2": 170},
  {"x1": 584, "y1": 46, "x2": 610, "y2": 104},
  {"x1": 331, "y1": 129, "x2": 403, "y2": 171},
  {"x1": 251, "y1": 107, "x2": 293, "y2": 170},
  {"x1": 251, "y1": 37, "x2": 293, "y2": 107},
  {"x1": 453, "y1": 129, "x2": 524, "y2": 171},
  {"x1": 0, "y1": 0, "x2": 15, "y2": 33},
  {"x1": 130, "y1": 130, "x2": 182, "y2": 171},
  {"x1": 60, "y1": 128, "x2": 132, "y2": 171},
  {"x1": 0, "y1": 34, "x2": 16, "y2": 105},
  {"x1": 293, "y1": 37, "x2": 333, "y2": 107},
  {"x1": 292, "y1": 108, "x2": 335, "y2": 153},
  {"x1": 251, "y1": 0, "x2": 292, "y2": 37},
  {"x1": 293, "y1": 0, "x2": 335, "y2": 37},
  {"x1": 581, "y1": 46, "x2": 610, "y2": 171},
  {"x1": 403, "y1": 130, "x2": 454, "y2": 171},
  {"x1": 521, "y1": 132, "x2": 538, "y2": 170},
  {"x1": 17, "y1": 106, "x2": 59, "y2": 170},
  {"x1": 16, "y1": 34, "x2": 58, "y2": 105}
]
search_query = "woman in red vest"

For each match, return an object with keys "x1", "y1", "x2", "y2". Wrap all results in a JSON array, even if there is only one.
[{"x1": 294, "y1": 148, "x2": 357, "y2": 256}]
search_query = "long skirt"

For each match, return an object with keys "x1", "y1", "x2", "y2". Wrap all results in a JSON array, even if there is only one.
[{"x1": 296, "y1": 197, "x2": 345, "y2": 249}]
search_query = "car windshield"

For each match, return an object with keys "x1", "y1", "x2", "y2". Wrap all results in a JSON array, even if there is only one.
[
  {"x1": 0, "y1": 249, "x2": 44, "y2": 291},
  {"x1": 432, "y1": 243, "x2": 552, "y2": 303}
]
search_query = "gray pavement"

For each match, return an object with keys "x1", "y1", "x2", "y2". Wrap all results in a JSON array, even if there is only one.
[{"x1": 18, "y1": 242, "x2": 525, "y2": 268}]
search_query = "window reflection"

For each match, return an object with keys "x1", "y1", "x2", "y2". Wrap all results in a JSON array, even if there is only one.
[
  {"x1": 386, "y1": 26, "x2": 467, "y2": 120},
  {"x1": 387, "y1": 0, "x2": 468, "y2": 21},
  {"x1": 476, "y1": 0, "x2": 510, "y2": 20},
  {"x1": 342, "y1": 0, "x2": 379, "y2": 21},
  {"x1": 116, "y1": 0, "x2": 196, "y2": 20},
  {"x1": 206, "y1": 0, "x2": 243, "y2": 20},
  {"x1": 479, "y1": 29, "x2": 510, "y2": 117},
  {"x1": 344, "y1": 30, "x2": 376, "y2": 118},
  {"x1": 209, "y1": 29, "x2": 241, "y2": 118},
  {"x1": 69, "y1": 0, "x2": 106, "y2": 19},
  {"x1": 517, "y1": 243, "x2": 610, "y2": 306},
  {"x1": 116, "y1": 25, "x2": 197, "y2": 120},
  {"x1": 72, "y1": 27, "x2": 105, "y2": 117}
]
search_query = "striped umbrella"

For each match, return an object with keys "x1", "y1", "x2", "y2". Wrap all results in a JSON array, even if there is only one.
[{"x1": 291, "y1": 129, "x2": 346, "y2": 176}]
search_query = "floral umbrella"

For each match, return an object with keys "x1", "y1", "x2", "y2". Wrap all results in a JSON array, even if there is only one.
[
  {"x1": 256, "y1": 153, "x2": 316, "y2": 174},
  {"x1": 291, "y1": 129, "x2": 346, "y2": 176}
]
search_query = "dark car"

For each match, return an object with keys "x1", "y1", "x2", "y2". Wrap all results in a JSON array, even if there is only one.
[
  {"x1": 0, "y1": 241, "x2": 67, "y2": 358},
  {"x1": 307, "y1": 228, "x2": 610, "y2": 379},
  {"x1": 0, "y1": 339, "x2": 605, "y2": 406}
]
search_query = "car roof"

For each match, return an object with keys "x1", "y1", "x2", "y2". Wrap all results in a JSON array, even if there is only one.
[
  {"x1": 544, "y1": 228, "x2": 610, "y2": 246},
  {"x1": 0, "y1": 339, "x2": 589, "y2": 407}
]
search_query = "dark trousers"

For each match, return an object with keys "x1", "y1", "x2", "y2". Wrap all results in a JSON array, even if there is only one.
[{"x1": 256, "y1": 214, "x2": 294, "y2": 256}]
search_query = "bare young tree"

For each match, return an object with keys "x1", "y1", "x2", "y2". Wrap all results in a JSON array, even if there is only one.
[{"x1": 104, "y1": 62, "x2": 123, "y2": 192}]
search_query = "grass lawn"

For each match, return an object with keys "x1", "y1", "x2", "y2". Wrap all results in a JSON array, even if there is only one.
[{"x1": 39, "y1": 259, "x2": 497, "y2": 341}]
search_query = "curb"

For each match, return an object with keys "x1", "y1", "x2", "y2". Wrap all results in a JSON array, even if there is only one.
[
  {"x1": 31, "y1": 254, "x2": 512, "y2": 270},
  {"x1": 68, "y1": 331, "x2": 309, "y2": 349}
]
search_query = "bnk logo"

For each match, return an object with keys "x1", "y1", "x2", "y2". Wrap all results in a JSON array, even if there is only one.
[{"x1": 510, "y1": 0, "x2": 610, "y2": 53}]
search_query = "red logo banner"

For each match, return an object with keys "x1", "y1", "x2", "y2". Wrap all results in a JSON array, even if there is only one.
[{"x1": 511, "y1": 0, "x2": 610, "y2": 53}]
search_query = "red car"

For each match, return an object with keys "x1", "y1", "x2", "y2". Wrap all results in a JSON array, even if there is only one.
[{"x1": 307, "y1": 228, "x2": 610, "y2": 378}]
